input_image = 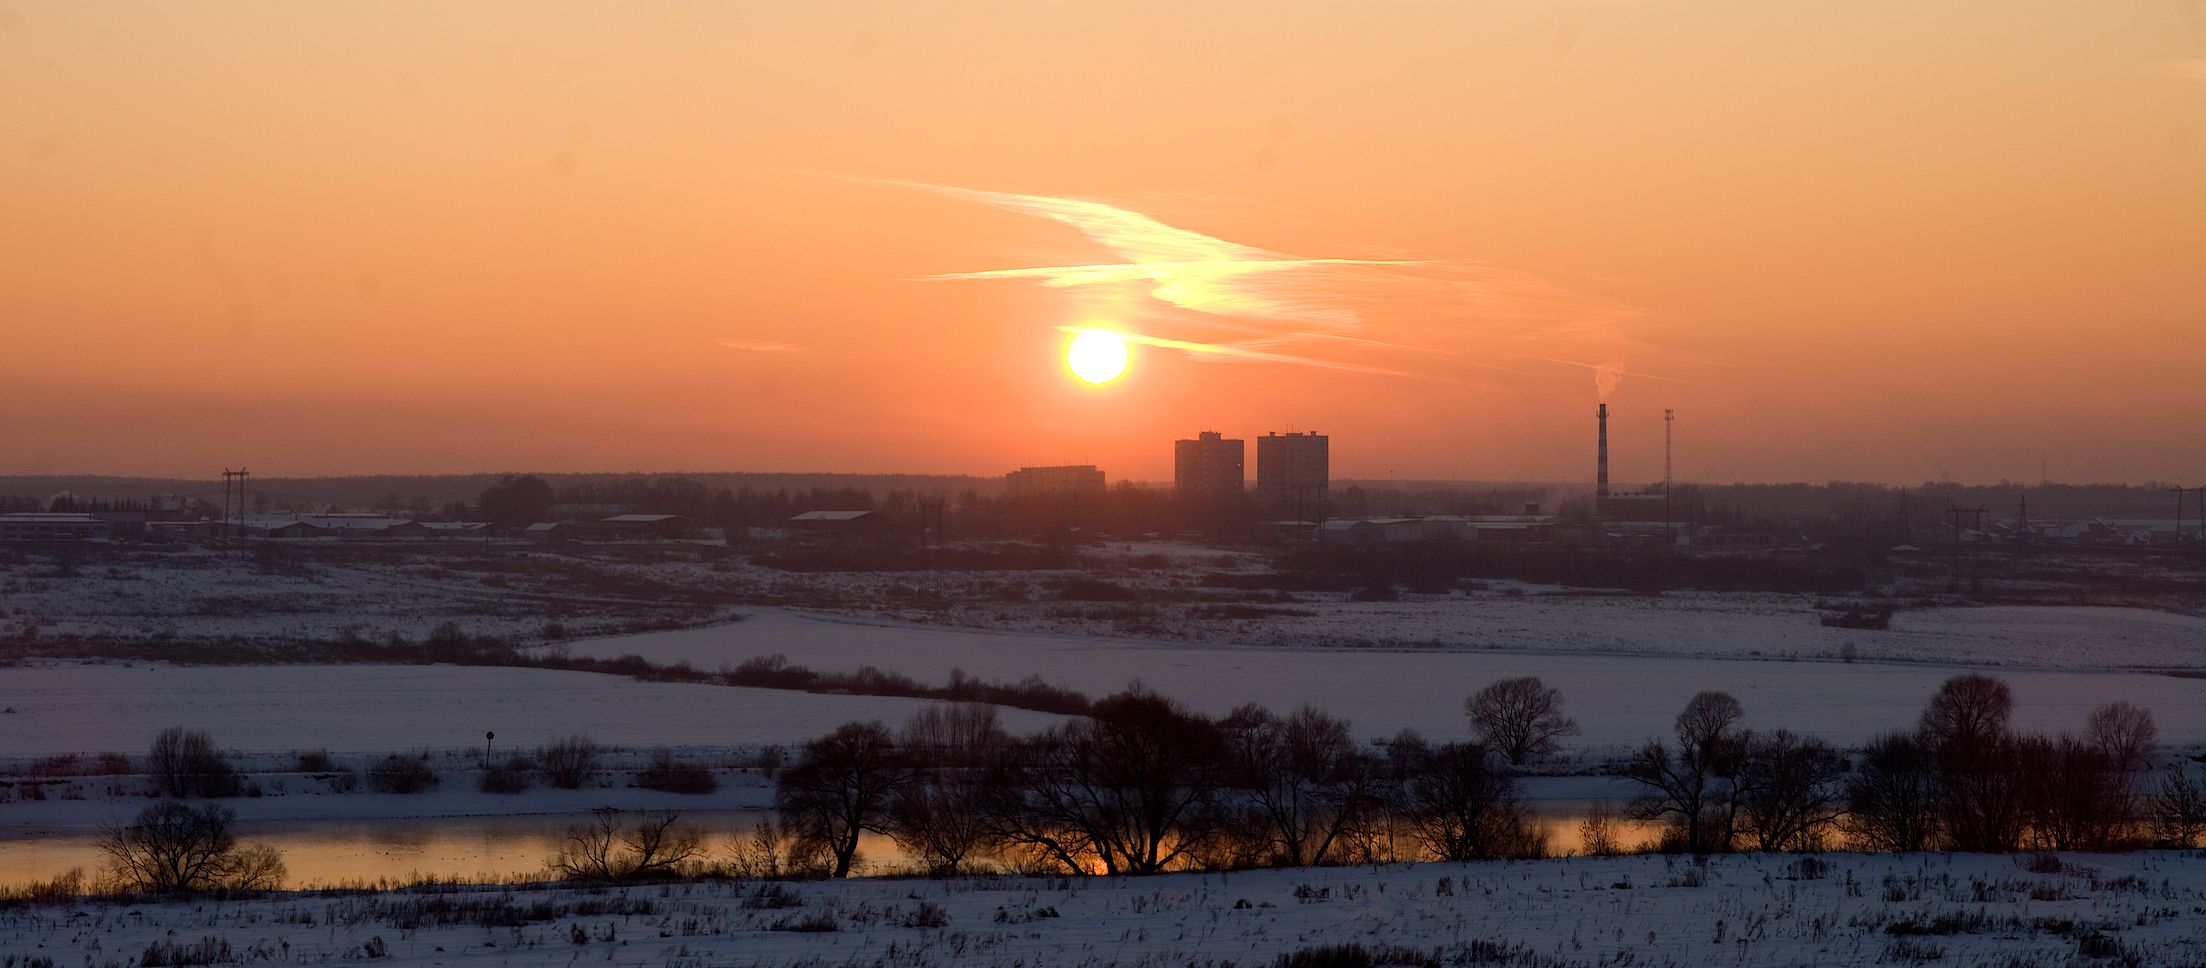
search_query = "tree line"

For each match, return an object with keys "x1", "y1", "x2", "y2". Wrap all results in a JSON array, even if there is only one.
[
  {"x1": 766, "y1": 675, "x2": 2204, "y2": 877},
  {"x1": 59, "y1": 674, "x2": 2206, "y2": 895}
]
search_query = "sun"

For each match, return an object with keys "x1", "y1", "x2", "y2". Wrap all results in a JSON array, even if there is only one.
[{"x1": 1065, "y1": 329, "x2": 1129, "y2": 384}]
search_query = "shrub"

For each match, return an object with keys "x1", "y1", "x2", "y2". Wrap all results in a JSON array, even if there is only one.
[
  {"x1": 369, "y1": 755, "x2": 438, "y2": 794},
  {"x1": 768, "y1": 911, "x2": 840, "y2": 933},
  {"x1": 901, "y1": 900, "x2": 949, "y2": 928},
  {"x1": 148, "y1": 727, "x2": 239, "y2": 798},
  {"x1": 138, "y1": 937, "x2": 236, "y2": 967},
  {"x1": 538, "y1": 735, "x2": 600, "y2": 789},
  {"x1": 293, "y1": 750, "x2": 336, "y2": 773},
  {"x1": 479, "y1": 757, "x2": 532, "y2": 794},
  {"x1": 1272, "y1": 943, "x2": 1440, "y2": 968},
  {"x1": 11, "y1": 866, "x2": 84, "y2": 901},
  {"x1": 636, "y1": 749, "x2": 717, "y2": 794}
]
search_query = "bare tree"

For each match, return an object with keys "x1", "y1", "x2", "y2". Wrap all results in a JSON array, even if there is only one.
[
  {"x1": 901, "y1": 704, "x2": 1005, "y2": 766},
  {"x1": 776, "y1": 721, "x2": 905, "y2": 877},
  {"x1": 537, "y1": 734, "x2": 600, "y2": 789},
  {"x1": 147, "y1": 728, "x2": 239, "y2": 799},
  {"x1": 1465, "y1": 677, "x2": 1580, "y2": 766},
  {"x1": 1220, "y1": 704, "x2": 1379, "y2": 867},
  {"x1": 890, "y1": 768, "x2": 999, "y2": 876},
  {"x1": 2150, "y1": 764, "x2": 2206, "y2": 848},
  {"x1": 2086, "y1": 701, "x2": 2159, "y2": 836},
  {"x1": 888, "y1": 706, "x2": 1010, "y2": 875},
  {"x1": 727, "y1": 818, "x2": 826, "y2": 879},
  {"x1": 1918, "y1": 674, "x2": 2012, "y2": 752},
  {"x1": 2018, "y1": 734, "x2": 2125, "y2": 851},
  {"x1": 2086, "y1": 702, "x2": 2159, "y2": 777},
  {"x1": 1733, "y1": 729, "x2": 1846, "y2": 852},
  {"x1": 1626, "y1": 691, "x2": 1749, "y2": 854},
  {"x1": 552, "y1": 807, "x2": 704, "y2": 881},
  {"x1": 983, "y1": 690, "x2": 1224, "y2": 875},
  {"x1": 99, "y1": 801, "x2": 285, "y2": 893},
  {"x1": 1400, "y1": 740, "x2": 1542, "y2": 861},
  {"x1": 1844, "y1": 731, "x2": 1940, "y2": 853},
  {"x1": 1918, "y1": 675, "x2": 2023, "y2": 852}
]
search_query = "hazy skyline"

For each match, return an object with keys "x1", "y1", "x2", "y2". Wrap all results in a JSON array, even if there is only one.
[{"x1": 5, "y1": 2, "x2": 2204, "y2": 484}]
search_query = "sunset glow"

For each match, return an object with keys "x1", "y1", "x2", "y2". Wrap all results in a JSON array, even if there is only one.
[
  {"x1": 1, "y1": 2, "x2": 2201, "y2": 483},
  {"x1": 6, "y1": 5, "x2": 2206, "y2": 944}
]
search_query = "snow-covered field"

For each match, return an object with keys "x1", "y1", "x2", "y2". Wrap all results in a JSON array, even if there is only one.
[
  {"x1": 0, "y1": 549, "x2": 730, "y2": 645},
  {"x1": 14, "y1": 545, "x2": 2203, "y2": 670},
  {"x1": 926, "y1": 593, "x2": 2206, "y2": 669},
  {"x1": 564, "y1": 610, "x2": 2206, "y2": 750},
  {"x1": 0, "y1": 663, "x2": 1069, "y2": 757},
  {"x1": 6, "y1": 851, "x2": 2200, "y2": 966}
]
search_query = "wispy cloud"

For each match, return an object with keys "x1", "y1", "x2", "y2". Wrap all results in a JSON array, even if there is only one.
[
  {"x1": 863, "y1": 177, "x2": 1684, "y2": 395},
  {"x1": 903, "y1": 181, "x2": 1414, "y2": 326},
  {"x1": 716, "y1": 338, "x2": 808, "y2": 354}
]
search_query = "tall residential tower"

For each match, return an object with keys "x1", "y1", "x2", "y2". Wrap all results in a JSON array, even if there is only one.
[
  {"x1": 1174, "y1": 431, "x2": 1245, "y2": 502},
  {"x1": 1256, "y1": 431, "x2": 1329, "y2": 519}
]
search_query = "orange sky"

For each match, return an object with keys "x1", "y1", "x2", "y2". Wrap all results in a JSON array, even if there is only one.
[{"x1": 4, "y1": 2, "x2": 2203, "y2": 484}]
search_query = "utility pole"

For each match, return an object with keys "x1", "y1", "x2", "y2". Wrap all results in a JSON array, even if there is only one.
[
  {"x1": 221, "y1": 467, "x2": 251, "y2": 553},
  {"x1": 1663, "y1": 409, "x2": 1675, "y2": 492},
  {"x1": 1945, "y1": 505, "x2": 1988, "y2": 591},
  {"x1": 2177, "y1": 487, "x2": 2187, "y2": 546},
  {"x1": 1663, "y1": 409, "x2": 1676, "y2": 539},
  {"x1": 919, "y1": 497, "x2": 947, "y2": 569}
]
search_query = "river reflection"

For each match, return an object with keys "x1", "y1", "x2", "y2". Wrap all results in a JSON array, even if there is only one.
[{"x1": 0, "y1": 803, "x2": 1660, "y2": 889}]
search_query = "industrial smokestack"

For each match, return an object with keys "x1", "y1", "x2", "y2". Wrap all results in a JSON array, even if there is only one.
[{"x1": 1596, "y1": 404, "x2": 1610, "y2": 499}]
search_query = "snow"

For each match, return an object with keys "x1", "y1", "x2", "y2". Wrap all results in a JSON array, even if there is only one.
[
  {"x1": 0, "y1": 663, "x2": 1070, "y2": 757},
  {"x1": 0, "y1": 552, "x2": 725, "y2": 645},
  {"x1": 1024, "y1": 593, "x2": 2206, "y2": 669},
  {"x1": 562, "y1": 610, "x2": 2206, "y2": 750},
  {"x1": 6, "y1": 851, "x2": 2202, "y2": 966}
]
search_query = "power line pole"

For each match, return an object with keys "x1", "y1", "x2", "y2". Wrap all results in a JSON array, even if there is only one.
[
  {"x1": 1663, "y1": 409, "x2": 1675, "y2": 491},
  {"x1": 2177, "y1": 487, "x2": 2187, "y2": 546},
  {"x1": 221, "y1": 468, "x2": 251, "y2": 553},
  {"x1": 1663, "y1": 408, "x2": 1676, "y2": 539},
  {"x1": 222, "y1": 468, "x2": 250, "y2": 557},
  {"x1": 1945, "y1": 504, "x2": 1987, "y2": 591}
]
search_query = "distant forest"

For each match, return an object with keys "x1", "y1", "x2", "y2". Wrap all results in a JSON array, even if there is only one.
[
  {"x1": 0, "y1": 472, "x2": 1005, "y2": 510},
  {"x1": 0, "y1": 473, "x2": 2193, "y2": 531}
]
